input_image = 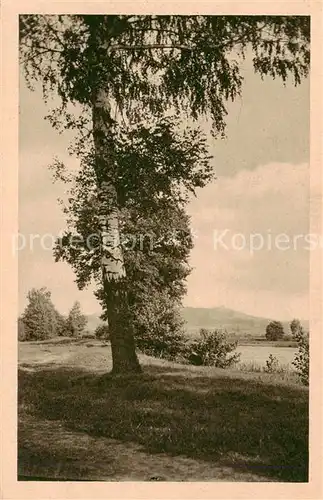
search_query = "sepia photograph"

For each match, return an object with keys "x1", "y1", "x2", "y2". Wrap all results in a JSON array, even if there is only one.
[{"x1": 1, "y1": 4, "x2": 322, "y2": 495}]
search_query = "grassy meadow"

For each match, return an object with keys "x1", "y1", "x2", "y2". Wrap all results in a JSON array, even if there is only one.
[{"x1": 18, "y1": 339, "x2": 308, "y2": 482}]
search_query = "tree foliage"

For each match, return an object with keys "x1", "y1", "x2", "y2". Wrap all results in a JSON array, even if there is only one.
[
  {"x1": 265, "y1": 320, "x2": 285, "y2": 341},
  {"x1": 66, "y1": 301, "x2": 87, "y2": 337},
  {"x1": 290, "y1": 319, "x2": 309, "y2": 386},
  {"x1": 22, "y1": 287, "x2": 63, "y2": 340},
  {"x1": 264, "y1": 354, "x2": 280, "y2": 373},
  {"x1": 20, "y1": 15, "x2": 310, "y2": 137},
  {"x1": 52, "y1": 118, "x2": 206, "y2": 349},
  {"x1": 187, "y1": 328, "x2": 240, "y2": 368},
  {"x1": 133, "y1": 291, "x2": 188, "y2": 361}
]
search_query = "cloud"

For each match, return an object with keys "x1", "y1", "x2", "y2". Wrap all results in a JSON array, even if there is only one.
[
  {"x1": 18, "y1": 154, "x2": 311, "y2": 319},
  {"x1": 186, "y1": 162, "x2": 311, "y2": 320},
  {"x1": 209, "y1": 56, "x2": 309, "y2": 177}
]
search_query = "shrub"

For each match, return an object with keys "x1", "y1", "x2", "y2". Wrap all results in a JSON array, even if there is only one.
[
  {"x1": 94, "y1": 324, "x2": 109, "y2": 340},
  {"x1": 290, "y1": 319, "x2": 309, "y2": 386},
  {"x1": 265, "y1": 321, "x2": 285, "y2": 341},
  {"x1": 186, "y1": 329, "x2": 240, "y2": 368},
  {"x1": 264, "y1": 354, "x2": 280, "y2": 373}
]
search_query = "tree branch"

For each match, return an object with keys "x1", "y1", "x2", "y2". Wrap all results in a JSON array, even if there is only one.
[
  {"x1": 43, "y1": 16, "x2": 67, "y2": 48},
  {"x1": 20, "y1": 41, "x2": 64, "y2": 55},
  {"x1": 109, "y1": 43, "x2": 193, "y2": 52},
  {"x1": 129, "y1": 27, "x2": 180, "y2": 37}
]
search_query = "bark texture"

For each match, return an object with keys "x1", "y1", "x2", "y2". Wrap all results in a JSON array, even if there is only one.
[{"x1": 91, "y1": 27, "x2": 141, "y2": 374}]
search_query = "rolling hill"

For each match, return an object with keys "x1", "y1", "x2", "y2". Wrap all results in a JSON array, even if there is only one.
[
  {"x1": 182, "y1": 306, "x2": 295, "y2": 337},
  {"x1": 86, "y1": 307, "x2": 309, "y2": 338}
]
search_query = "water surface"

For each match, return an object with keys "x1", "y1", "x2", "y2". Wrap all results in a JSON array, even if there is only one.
[{"x1": 236, "y1": 345, "x2": 297, "y2": 368}]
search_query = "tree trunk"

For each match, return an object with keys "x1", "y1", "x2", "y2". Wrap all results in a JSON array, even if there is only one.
[
  {"x1": 103, "y1": 279, "x2": 141, "y2": 374},
  {"x1": 92, "y1": 86, "x2": 141, "y2": 374}
]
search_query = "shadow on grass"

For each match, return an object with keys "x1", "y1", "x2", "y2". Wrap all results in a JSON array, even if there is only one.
[{"x1": 18, "y1": 364, "x2": 308, "y2": 482}]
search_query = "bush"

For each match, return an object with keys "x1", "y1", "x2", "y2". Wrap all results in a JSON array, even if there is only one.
[
  {"x1": 185, "y1": 329, "x2": 240, "y2": 368},
  {"x1": 94, "y1": 324, "x2": 109, "y2": 340},
  {"x1": 290, "y1": 319, "x2": 309, "y2": 386},
  {"x1": 264, "y1": 354, "x2": 280, "y2": 373},
  {"x1": 265, "y1": 321, "x2": 285, "y2": 341}
]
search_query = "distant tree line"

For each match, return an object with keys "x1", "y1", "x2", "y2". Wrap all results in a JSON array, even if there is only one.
[
  {"x1": 18, "y1": 287, "x2": 309, "y2": 385},
  {"x1": 264, "y1": 318, "x2": 309, "y2": 386},
  {"x1": 18, "y1": 287, "x2": 90, "y2": 341},
  {"x1": 18, "y1": 288, "x2": 241, "y2": 369}
]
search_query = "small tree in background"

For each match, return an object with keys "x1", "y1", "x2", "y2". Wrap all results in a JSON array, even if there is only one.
[
  {"x1": 22, "y1": 287, "x2": 61, "y2": 340},
  {"x1": 54, "y1": 309, "x2": 68, "y2": 336},
  {"x1": 290, "y1": 319, "x2": 309, "y2": 386},
  {"x1": 265, "y1": 321, "x2": 285, "y2": 341},
  {"x1": 290, "y1": 318, "x2": 302, "y2": 336},
  {"x1": 66, "y1": 301, "x2": 87, "y2": 337}
]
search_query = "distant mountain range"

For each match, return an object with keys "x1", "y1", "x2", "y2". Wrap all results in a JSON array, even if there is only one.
[
  {"x1": 182, "y1": 307, "x2": 309, "y2": 337},
  {"x1": 86, "y1": 307, "x2": 309, "y2": 337}
]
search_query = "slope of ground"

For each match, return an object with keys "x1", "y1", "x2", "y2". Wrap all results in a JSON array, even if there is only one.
[{"x1": 18, "y1": 341, "x2": 308, "y2": 482}]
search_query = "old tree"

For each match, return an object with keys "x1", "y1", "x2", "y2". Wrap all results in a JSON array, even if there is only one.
[
  {"x1": 20, "y1": 15, "x2": 310, "y2": 373},
  {"x1": 51, "y1": 116, "x2": 209, "y2": 359}
]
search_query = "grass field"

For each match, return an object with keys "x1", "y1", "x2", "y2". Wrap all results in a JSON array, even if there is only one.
[{"x1": 18, "y1": 340, "x2": 308, "y2": 482}]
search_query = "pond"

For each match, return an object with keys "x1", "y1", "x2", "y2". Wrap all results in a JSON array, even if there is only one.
[{"x1": 236, "y1": 344, "x2": 297, "y2": 369}]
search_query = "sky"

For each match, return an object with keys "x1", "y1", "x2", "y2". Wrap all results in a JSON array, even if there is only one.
[{"x1": 19, "y1": 52, "x2": 310, "y2": 321}]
